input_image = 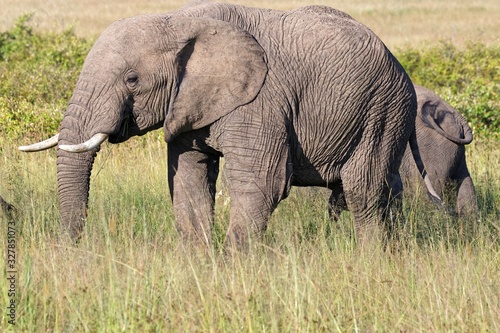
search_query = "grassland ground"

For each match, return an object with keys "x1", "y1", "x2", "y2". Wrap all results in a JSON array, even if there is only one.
[
  {"x1": 1, "y1": 136, "x2": 499, "y2": 331},
  {"x1": 1, "y1": 0, "x2": 499, "y2": 331}
]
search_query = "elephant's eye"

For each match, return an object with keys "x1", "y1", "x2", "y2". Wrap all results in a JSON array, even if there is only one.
[{"x1": 126, "y1": 73, "x2": 139, "y2": 86}]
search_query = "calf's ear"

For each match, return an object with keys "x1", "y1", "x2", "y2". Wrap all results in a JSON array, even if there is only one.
[{"x1": 418, "y1": 88, "x2": 472, "y2": 144}]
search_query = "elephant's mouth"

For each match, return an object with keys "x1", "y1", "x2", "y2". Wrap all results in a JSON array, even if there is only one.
[
  {"x1": 108, "y1": 103, "x2": 163, "y2": 144},
  {"x1": 108, "y1": 110, "x2": 137, "y2": 144}
]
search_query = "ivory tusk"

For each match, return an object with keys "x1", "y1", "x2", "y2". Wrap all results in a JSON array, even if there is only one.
[
  {"x1": 58, "y1": 133, "x2": 109, "y2": 153},
  {"x1": 424, "y1": 174, "x2": 442, "y2": 202},
  {"x1": 19, "y1": 134, "x2": 60, "y2": 152}
]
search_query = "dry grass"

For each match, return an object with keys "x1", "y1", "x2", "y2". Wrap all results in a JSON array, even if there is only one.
[
  {"x1": 1, "y1": 137, "x2": 499, "y2": 331},
  {"x1": 1, "y1": 0, "x2": 499, "y2": 49}
]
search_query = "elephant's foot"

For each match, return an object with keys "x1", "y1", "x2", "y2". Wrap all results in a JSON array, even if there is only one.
[
  {"x1": 354, "y1": 221, "x2": 385, "y2": 249},
  {"x1": 177, "y1": 222, "x2": 214, "y2": 250},
  {"x1": 224, "y1": 217, "x2": 267, "y2": 253}
]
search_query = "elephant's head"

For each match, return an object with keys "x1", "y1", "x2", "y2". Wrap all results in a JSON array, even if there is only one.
[{"x1": 20, "y1": 14, "x2": 267, "y2": 238}]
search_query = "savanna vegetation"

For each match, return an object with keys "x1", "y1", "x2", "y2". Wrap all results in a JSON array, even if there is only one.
[{"x1": 1, "y1": 1, "x2": 499, "y2": 331}]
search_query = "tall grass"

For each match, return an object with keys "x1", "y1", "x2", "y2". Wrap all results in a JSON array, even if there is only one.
[{"x1": 1, "y1": 137, "x2": 499, "y2": 332}]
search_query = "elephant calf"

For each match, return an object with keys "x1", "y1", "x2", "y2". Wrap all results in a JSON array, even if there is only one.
[
  {"x1": 329, "y1": 85, "x2": 477, "y2": 218},
  {"x1": 400, "y1": 85, "x2": 477, "y2": 215}
]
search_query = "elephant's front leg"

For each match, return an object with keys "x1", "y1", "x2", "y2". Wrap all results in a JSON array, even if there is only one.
[
  {"x1": 168, "y1": 142, "x2": 219, "y2": 247},
  {"x1": 222, "y1": 131, "x2": 292, "y2": 249}
]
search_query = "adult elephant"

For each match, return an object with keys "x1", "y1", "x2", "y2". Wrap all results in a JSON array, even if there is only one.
[
  {"x1": 20, "y1": 2, "x2": 430, "y2": 247},
  {"x1": 329, "y1": 85, "x2": 477, "y2": 218}
]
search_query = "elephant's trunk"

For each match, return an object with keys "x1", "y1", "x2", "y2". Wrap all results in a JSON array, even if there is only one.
[
  {"x1": 57, "y1": 148, "x2": 96, "y2": 239},
  {"x1": 55, "y1": 71, "x2": 128, "y2": 239},
  {"x1": 56, "y1": 104, "x2": 101, "y2": 240}
]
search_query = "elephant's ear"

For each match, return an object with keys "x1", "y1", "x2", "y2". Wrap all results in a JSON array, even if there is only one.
[
  {"x1": 419, "y1": 92, "x2": 473, "y2": 145},
  {"x1": 163, "y1": 17, "x2": 268, "y2": 142}
]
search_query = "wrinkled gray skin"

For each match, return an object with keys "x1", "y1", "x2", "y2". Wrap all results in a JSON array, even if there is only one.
[
  {"x1": 329, "y1": 85, "x2": 477, "y2": 219},
  {"x1": 25, "y1": 2, "x2": 420, "y2": 247}
]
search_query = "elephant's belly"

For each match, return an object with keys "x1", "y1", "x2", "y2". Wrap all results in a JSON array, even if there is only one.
[
  {"x1": 289, "y1": 137, "x2": 349, "y2": 188},
  {"x1": 290, "y1": 161, "x2": 342, "y2": 188}
]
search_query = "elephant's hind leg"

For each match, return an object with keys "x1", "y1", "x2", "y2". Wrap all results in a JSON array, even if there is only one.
[{"x1": 341, "y1": 152, "x2": 400, "y2": 245}]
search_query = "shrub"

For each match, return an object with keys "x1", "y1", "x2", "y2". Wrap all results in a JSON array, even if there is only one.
[
  {"x1": 0, "y1": 14, "x2": 92, "y2": 142},
  {"x1": 396, "y1": 41, "x2": 500, "y2": 140}
]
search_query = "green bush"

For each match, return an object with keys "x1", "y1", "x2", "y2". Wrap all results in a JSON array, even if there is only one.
[
  {"x1": 396, "y1": 41, "x2": 500, "y2": 140},
  {"x1": 0, "y1": 14, "x2": 92, "y2": 142},
  {"x1": 0, "y1": 16, "x2": 498, "y2": 142}
]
